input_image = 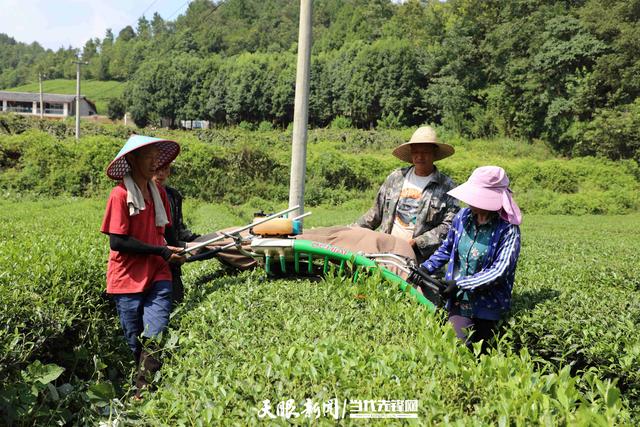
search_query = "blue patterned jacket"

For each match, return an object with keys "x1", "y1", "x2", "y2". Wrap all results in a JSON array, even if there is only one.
[{"x1": 421, "y1": 208, "x2": 521, "y2": 320}]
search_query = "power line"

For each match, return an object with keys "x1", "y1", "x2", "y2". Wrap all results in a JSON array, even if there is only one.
[
  {"x1": 140, "y1": 0, "x2": 162, "y2": 18},
  {"x1": 85, "y1": 1, "x2": 224, "y2": 103},
  {"x1": 165, "y1": 0, "x2": 192, "y2": 21}
]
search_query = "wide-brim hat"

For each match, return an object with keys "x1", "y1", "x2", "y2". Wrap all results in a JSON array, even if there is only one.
[
  {"x1": 447, "y1": 166, "x2": 522, "y2": 225},
  {"x1": 448, "y1": 182, "x2": 503, "y2": 211},
  {"x1": 392, "y1": 126, "x2": 455, "y2": 163},
  {"x1": 106, "y1": 135, "x2": 180, "y2": 180}
]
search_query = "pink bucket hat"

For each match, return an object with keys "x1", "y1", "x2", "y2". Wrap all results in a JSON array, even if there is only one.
[{"x1": 447, "y1": 166, "x2": 522, "y2": 225}]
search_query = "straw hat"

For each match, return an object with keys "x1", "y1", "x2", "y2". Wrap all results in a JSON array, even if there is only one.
[
  {"x1": 392, "y1": 126, "x2": 455, "y2": 163},
  {"x1": 106, "y1": 135, "x2": 180, "y2": 180}
]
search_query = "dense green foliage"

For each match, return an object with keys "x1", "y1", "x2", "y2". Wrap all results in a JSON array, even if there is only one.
[
  {"x1": 2, "y1": 1, "x2": 639, "y2": 421},
  {"x1": 0, "y1": 200, "x2": 128, "y2": 424},
  {"x1": 509, "y1": 215, "x2": 640, "y2": 412},
  {"x1": 0, "y1": 33, "x2": 49, "y2": 89},
  {"x1": 1, "y1": 198, "x2": 638, "y2": 424},
  {"x1": 1, "y1": 118, "x2": 639, "y2": 215},
  {"x1": 6, "y1": 79, "x2": 125, "y2": 114},
  {"x1": 2, "y1": 0, "x2": 640, "y2": 159}
]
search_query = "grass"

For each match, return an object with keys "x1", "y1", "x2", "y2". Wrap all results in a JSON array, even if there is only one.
[{"x1": 5, "y1": 79, "x2": 125, "y2": 114}]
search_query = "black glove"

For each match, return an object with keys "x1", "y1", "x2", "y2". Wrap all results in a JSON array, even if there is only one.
[
  {"x1": 407, "y1": 265, "x2": 446, "y2": 293},
  {"x1": 440, "y1": 280, "x2": 458, "y2": 298},
  {"x1": 185, "y1": 246, "x2": 227, "y2": 263},
  {"x1": 407, "y1": 265, "x2": 430, "y2": 285}
]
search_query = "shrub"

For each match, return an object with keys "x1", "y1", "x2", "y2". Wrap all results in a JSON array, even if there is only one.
[
  {"x1": 106, "y1": 97, "x2": 126, "y2": 121},
  {"x1": 0, "y1": 125, "x2": 638, "y2": 215},
  {"x1": 330, "y1": 116, "x2": 352, "y2": 129},
  {"x1": 257, "y1": 120, "x2": 274, "y2": 131},
  {"x1": 238, "y1": 120, "x2": 255, "y2": 131},
  {"x1": 311, "y1": 152, "x2": 371, "y2": 191},
  {"x1": 571, "y1": 99, "x2": 640, "y2": 162},
  {"x1": 376, "y1": 111, "x2": 404, "y2": 129}
]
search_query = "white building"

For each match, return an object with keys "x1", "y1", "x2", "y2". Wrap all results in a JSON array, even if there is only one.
[
  {"x1": 0, "y1": 91, "x2": 97, "y2": 118},
  {"x1": 180, "y1": 119, "x2": 210, "y2": 129}
]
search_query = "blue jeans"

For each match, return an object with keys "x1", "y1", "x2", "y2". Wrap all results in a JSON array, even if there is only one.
[{"x1": 113, "y1": 280, "x2": 172, "y2": 361}]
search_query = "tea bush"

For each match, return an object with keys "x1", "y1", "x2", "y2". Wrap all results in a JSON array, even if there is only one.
[
  {"x1": 0, "y1": 199, "x2": 130, "y2": 424},
  {"x1": 135, "y1": 269, "x2": 628, "y2": 425},
  {"x1": 1, "y1": 199, "x2": 639, "y2": 424},
  {"x1": 509, "y1": 214, "x2": 640, "y2": 415}
]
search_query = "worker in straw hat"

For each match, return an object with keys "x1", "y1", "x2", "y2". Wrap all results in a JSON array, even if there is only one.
[
  {"x1": 418, "y1": 166, "x2": 522, "y2": 351},
  {"x1": 101, "y1": 135, "x2": 185, "y2": 399},
  {"x1": 356, "y1": 126, "x2": 458, "y2": 262}
]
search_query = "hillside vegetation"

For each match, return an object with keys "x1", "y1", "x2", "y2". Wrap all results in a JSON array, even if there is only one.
[
  {"x1": 1, "y1": 115, "x2": 638, "y2": 216},
  {"x1": 1, "y1": 0, "x2": 640, "y2": 160}
]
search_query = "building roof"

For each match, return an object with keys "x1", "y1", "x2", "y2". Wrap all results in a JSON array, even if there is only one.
[{"x1": 0, "y1": 91, "x2": 85, "y2": 103}]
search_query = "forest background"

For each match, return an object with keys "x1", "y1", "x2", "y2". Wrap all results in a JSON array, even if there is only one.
[{"x1": 1, "y1": 0, "x2": 639, "y2": 162}]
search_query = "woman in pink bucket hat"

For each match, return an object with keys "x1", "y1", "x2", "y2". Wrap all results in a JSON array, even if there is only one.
[
  {"x1": 418, "y1": 166, "x2": 522, "y2": 351},
  {"x1": 100, "y1": 135, "x2": 186, "y2": 398}
]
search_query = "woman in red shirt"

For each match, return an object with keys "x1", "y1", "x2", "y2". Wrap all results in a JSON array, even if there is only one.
[{"x1": 101, "y1": 135, "x2": 184, "y2": 398}]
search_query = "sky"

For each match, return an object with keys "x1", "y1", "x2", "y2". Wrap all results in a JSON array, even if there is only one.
[{"x1": 0, "y1": 0, "x2": 192, "y2": 50}]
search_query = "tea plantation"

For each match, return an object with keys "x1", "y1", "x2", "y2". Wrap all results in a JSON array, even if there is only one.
[
  {"x1": 1, "y1": 121, "x2": 639, "y2": 424},
  {"x1": 0, "y1": 198, "x2": 638, "y2": 425}
]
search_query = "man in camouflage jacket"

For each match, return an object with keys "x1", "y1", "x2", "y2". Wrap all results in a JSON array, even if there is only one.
[{"x1": 356, "y1": 126, "x2": 458, "y2": 262}]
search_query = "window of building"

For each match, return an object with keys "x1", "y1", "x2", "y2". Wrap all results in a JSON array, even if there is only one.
[
  {"x1": 45, "y1": 103, "x2": 64, "y2": 115},
  {"x1": 6, "y1": 101, "x2": 33, "y2": 113}
]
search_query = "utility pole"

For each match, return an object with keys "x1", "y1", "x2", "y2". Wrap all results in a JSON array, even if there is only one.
[
  {"x1": 73, "y1": 58, "x2": 88, "y2": 140},
  {"x1": 288, "y1": 0, "x2": 312, "y2": 220},
  {"x1": 38, "y1": 73, "x2": 44, "y2": 118}
]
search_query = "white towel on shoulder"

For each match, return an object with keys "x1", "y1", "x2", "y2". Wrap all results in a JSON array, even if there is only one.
[{"x1": 123, "y1": 173, "x2": 169, "y2": 227}]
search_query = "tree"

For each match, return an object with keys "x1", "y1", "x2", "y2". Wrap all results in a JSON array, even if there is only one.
[
  {"x1": 0, "y1": 34, "x2": 48, "y2": 89},
  {"x1": 82, "y1": 38, "x2": 99, "y2": 60},
  {"x1": 572, "y1": 99, "x2": 640, "y2": 162},
  {"x1": 182, "y1": 56, "x2": 222, "y2": 121},
  {"x1": 103, "y1": 29, "x2": 114, "y2": 46},
  {"x1": 578, "y1": 0, "x2": 640, "y2": 106},
  {"x1": 106, "y1": 96, "x2": 126, "y2": 120},
  {"x1": 151, "y1": 12, "x2": 166, "y2": 37},
  {"x1": 126, "y1": 54, "x2": 202, "y2": 128},
  {"x1": 327, "y1": 39, "x2": 423, "y2": 128},
  {"x1": 137, "y1": 16, "x2": 151, "y2": 40},
  {"x1": 118, "y1": 26, "x2": 136, "y2": 42}
]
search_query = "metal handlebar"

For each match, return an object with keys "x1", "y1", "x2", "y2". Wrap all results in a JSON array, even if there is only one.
[
  {"x1": 179, "y1": 205, "x2": 301, "y2": 256},
  {"x1": 365, "y1": 252, "x2": 446, "y2": 294}
]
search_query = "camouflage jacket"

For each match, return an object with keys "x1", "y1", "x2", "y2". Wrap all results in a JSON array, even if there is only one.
[{"x1": 356, "y1": 166, "x2": 459, "y2": 261}]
